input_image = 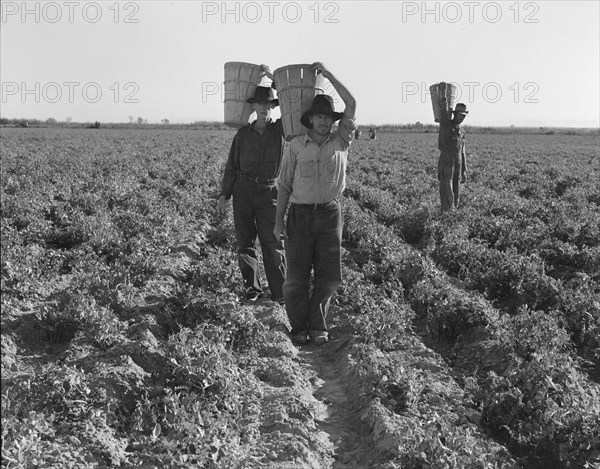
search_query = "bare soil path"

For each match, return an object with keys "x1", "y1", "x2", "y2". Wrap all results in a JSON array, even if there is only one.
[
  {"x1": 247, "y1": 301, "x2": 383, "y2": 468},
  {"x1": 298, "y1": 339, "x2": 382, "y2": 469}
]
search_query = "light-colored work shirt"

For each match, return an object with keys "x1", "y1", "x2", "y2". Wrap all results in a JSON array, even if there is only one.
[{"x1": 277, "y1": 115, "x2": 356, "y2": 204}]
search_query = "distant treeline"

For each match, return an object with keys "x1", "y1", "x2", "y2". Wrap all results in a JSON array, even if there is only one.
[
  {"x1": 361, "y1": 123, "x2": 600, "y2": 135},
  {"x1": 1, "y1": 117, "x2": 598, "y2": 135},
  {"x1": 0, "y1": 118, "x2": 232, "y2": 131}
]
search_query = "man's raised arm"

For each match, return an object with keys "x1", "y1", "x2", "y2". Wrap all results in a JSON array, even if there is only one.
[{"x1": 312, "y1": 62, "x2": 356, "y2": 119}]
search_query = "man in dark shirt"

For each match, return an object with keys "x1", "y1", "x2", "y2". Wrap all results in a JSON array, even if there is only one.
[
  {"x1": 217, "y1": 65, "x2": 286, "y2": 303},
  {"x1": 437, "y1": 100, "x2": 468, "y2": 212}
]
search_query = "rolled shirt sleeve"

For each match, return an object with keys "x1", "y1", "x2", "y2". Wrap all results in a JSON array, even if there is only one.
[{"x1": 337, "y1": 114, "x2": 357, "y2": 149}]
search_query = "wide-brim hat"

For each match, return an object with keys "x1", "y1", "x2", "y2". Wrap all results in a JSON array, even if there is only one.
[
  {"x1": 454, "y1": 103, "x2": 469, "y2": 115},
  {"x1": 247, "y1": 86, "x2": 278, "y2": 106},
  {"x1": 300, "y1": 95, "x2": 343, "y2": 129}
]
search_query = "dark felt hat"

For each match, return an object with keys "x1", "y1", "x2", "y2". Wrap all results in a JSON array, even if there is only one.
[
  {"x1": 300, "y1": 95, "x2": 342, "y2": 129},
  {"x1": 454, "y1": 103, "x2": 469, "y2": 115},
  {"x1": 246, "y1": 86, "x2": 278, "y2": 106}
]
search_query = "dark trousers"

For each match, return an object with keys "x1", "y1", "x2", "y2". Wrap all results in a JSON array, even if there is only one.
[
  {"x1": 283, "y1": 201, "x2": 343, "y2": 334},
  {"x1": 232, "y1": 178, "x2": 286, "y2": 299},
  {"x1": 438, "y1": 153, "x2": 462, "y2": 212}
]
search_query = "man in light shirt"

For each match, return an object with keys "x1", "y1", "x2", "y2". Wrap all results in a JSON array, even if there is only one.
[{"x1": 274, "y1": 62, "x2": 356, "y2": 346}]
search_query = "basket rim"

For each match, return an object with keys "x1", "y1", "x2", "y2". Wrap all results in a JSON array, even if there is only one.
[
  {"x1": 273, "y1": 64, "x2": 318, "y2": 75},
  {"x1": 224, "y1": 61, "x2": 262, "y2": 68}
]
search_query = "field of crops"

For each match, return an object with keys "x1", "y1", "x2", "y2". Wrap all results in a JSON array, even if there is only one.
[{"x1": 1, "y1": 126, "x2": 599, "y2": 468}]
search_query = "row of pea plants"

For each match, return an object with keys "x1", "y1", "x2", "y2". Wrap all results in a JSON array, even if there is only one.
[
  {"x1": 345, "y1": 172, "x2": 600, "y2": 371},
  {"x1": 1, "y1": 141, "x2": 276, "y2": 467},
  {"x1": 338, "y1": 186, "x2": 600, "y2": 469},
  {"x1": 333, "y1": 196, "x2": 519, "y2": 468},
  {"x1": 425, "y1": 210, "x2": 598, "y2": 339}
]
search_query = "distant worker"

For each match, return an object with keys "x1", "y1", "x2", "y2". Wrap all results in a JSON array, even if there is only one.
[
  {"x1": 217, "y1": 65, "x2": 286, "y2": 304},
  {"x1": 437, "y1": 99, "x2": 468, "y2": 212},
  {"x1": 354, "y1": 129, "x2": 361, "y2": 139},
  {"x1": 369, "y1": 127, "x2": 376, "y2": 140}
]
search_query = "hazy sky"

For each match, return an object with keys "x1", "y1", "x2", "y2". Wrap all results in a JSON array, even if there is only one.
[{"x1": 1, "y1": 1, "x2": 599, "y2": 126}]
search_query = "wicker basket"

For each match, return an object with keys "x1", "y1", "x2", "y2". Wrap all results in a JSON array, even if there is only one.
[
  {"x1": 429, "y1": 82, "x2": 459, "y2": 122},
  {"x1": 224, "y1": 62, "x2": 263, "y2": 128},
  {"x1": 273, "y1": 64, "x2": 325, "y2": 141}
]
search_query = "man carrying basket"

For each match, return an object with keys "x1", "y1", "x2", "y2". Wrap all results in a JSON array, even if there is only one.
[
  {"x1": 437, "y1": 97, "x2": 468, "y2": 212},
  {"x1": 274, "y1": 62, "x2": 356, "y2": 345},
  {"x1": 217, "y1": 65, "x2": 286, "y2": 304}
]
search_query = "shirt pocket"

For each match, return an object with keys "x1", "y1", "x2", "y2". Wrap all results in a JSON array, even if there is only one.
[{"x1": 322, "y1": 151, "x2": 346, "y2": 183}]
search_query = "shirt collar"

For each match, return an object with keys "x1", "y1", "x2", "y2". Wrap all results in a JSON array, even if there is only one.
[
  {"x1": 249, "y1": 119, "x2": 273, "y2": 133},
  {"x1": 302, "y1": 131, "x2": 333, "y2": 146}
]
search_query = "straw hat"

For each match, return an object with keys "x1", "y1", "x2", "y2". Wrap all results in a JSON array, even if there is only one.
[
  {"x1": 300, "y1": 95, "x2": 343, "y2": 129},
  {"x1": 246, "y1": 86, "x2": 278, "y2": 106},
  {"x1": 454, "y1": 103, "x2": 469, "y2": 115}
]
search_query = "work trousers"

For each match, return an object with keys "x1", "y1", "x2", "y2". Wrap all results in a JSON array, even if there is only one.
[
  {"x1": 283, "y1": 200, "x2": 343, "y2": 335},
  {"x1": 232, "y1": 178, "x2": 286, "y2": 299},
  {"x1": 438, "y1": 152, "x2": 462, "y2": 212}
]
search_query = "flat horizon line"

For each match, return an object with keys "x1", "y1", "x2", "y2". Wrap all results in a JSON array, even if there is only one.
[{"x1": 1, "y1": 118, "x2": 599, "y2": 130}]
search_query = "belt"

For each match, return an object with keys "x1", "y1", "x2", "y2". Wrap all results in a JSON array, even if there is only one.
[
  {"x1": 292, "y1": 200, "x2": 339, "y2": 211},
  {"x1": 239, "y1": 174, "x2": 277, "y2": 185}
]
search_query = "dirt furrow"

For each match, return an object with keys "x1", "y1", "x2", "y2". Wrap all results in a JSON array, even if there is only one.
[
  {"x1": 297, "y1": 339, "x2": 382, "y2": 469},
  {"x1": 249, "y1": 302, "x2": 380, "y2": 468}
]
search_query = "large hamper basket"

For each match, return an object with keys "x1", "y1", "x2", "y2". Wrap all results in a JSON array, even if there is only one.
[
  {"x1": 429, "y1": 82, "x2": 459, "y2": 122},
  {"x1": 273, "y1": 64, "x2": 325, "y2": 141},
  {"x1": 224, "y1": 62, "x2": 263, "y2": 128}
]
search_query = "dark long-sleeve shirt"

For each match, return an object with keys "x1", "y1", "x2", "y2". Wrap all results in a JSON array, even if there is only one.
[
  {"x1": 437, "y1": 106, "x2": 467, "y2": 172},
  {"x1": 220, "y1": 119, "x2": 284, "y2": 199}
]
